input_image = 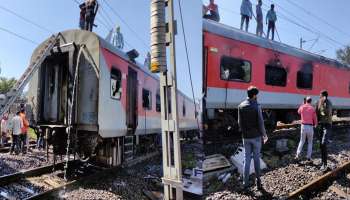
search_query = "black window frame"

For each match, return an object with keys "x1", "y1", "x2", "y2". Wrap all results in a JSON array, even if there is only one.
[
  {"x1": 296, "y1": 70, "x2": 313, "y2": 90},
  {"x1": 265, "y1": 65, "x2": 287, "y2": 87},
  {"x1": 142, "y1": 88, "x2": 152, "y2": 110},
  {"x1": 110, "y1": 67, "x2": 122, "y2": 100},
  {"x1": 156, "y1": 91, "x2": 161, "y2": 112},
  {"x1": 220, "y1": 56, "x2": 252, "y2": 83},
  {"x1": 182, "y1": 100, "x2": 186, "y2": 117}
]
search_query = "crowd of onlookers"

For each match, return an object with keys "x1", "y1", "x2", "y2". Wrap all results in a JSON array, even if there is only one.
[
  {"x1": 0, "y1": 106, "x2": 44, "y2": 155},
  {"x1": 203, "y1": 0, "x2": 278, "y2": 40},
  {"x1": 238, "y1": 86, "x2": 333, "y2": 191}
]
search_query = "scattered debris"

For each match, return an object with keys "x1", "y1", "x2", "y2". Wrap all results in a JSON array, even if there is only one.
[{"x1": 230, "y1": 147, "x2": 267, "y2": 175}]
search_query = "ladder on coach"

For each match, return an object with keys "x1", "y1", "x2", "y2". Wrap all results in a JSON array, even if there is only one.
[
  {"x1": 124, "y1": 135, "x2": 134, "y2": 161},
  {"x1": 0, "y1": 34, "x2": 59, "y2": 118}
]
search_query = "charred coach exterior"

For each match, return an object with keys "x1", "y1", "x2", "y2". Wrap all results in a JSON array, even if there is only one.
[
  {"x1": 27, "y1": 30, "x2": 198, "y2": 166},
  {"x1": 202, "y1": 20, "x2": 350, "y2": 141}
]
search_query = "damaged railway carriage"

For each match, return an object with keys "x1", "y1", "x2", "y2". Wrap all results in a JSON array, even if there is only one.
[
  {"x1": 202, "y1": 20, "x2": 350, "y2": 142},
  {"x1": 27, "y1": 30, "x2": 198, "y2": 166}
]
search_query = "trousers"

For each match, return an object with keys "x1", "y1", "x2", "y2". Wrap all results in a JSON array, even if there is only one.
[
  {"x1": 296, "y1": 124, "x2": 314, "y2": 159},
  {"x1": 243, "y1": 136, "x2": 262, "y2": 186}
]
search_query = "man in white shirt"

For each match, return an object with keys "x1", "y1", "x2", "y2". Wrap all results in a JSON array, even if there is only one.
[{"x1": 10, "y1": 111, "x2": 23, "y2": 154}]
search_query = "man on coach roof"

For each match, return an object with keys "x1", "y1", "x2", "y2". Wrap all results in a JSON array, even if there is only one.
[{"x1": 238, "y1": 86, "x2": 268, "y2": 191}]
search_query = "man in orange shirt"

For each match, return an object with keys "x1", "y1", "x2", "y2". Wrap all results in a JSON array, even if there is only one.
[
  {"x1": 203, "y1": 0, "x2": 220, "y2": 22},
  {"x1": 19, "y1": 109, "x2": 29, "y2": 154}
]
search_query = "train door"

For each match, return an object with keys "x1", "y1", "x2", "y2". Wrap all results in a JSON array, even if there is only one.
[{"x1": 126, "y1": 67, "x2": 138, "y2": 134}]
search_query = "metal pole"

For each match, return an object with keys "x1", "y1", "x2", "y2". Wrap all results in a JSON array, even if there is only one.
[
  {"x1": 300, "y1": 38, "x2": 303, "y2": 49},
  {"x1": 150, "y1": 0, "x2": 183, "y2": 199}
]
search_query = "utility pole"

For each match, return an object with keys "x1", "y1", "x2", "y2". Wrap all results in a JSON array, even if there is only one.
[
  {"x1": 150, "y1": 0, "x2": 183, "y2": 199},
  {"x1": 300, "y1": 37, "x2": 305, "y2": 49}
]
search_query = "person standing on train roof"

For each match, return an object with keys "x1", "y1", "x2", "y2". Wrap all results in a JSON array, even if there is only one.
[
  {"x1": 238, "y1": 86, "x2": 268, "y2": 190},
  {"x1": 295, "y1": 97, "x2": 317, "y2": 161},
  {"x1": 203, "y1": 0, "x2": 220, "y2": 22},
  {"x1": 266, "y1": 4, "x2": 277, "y2": 40},
  {"x1": 9, "y1": 111, "x2": 23, "y2": 155},
  {"x1": 85, "y1": 0, "x2": 99, "y2": 32},
  {"x1": 79, "y1": 2, "x2": 87, "y2": 30},
  {"x1": 316, "y1": 90, "x2": 333, "y2": 171},
  {"x1": 256, "y1": 0, "x2": 263, "y2": 36},
  {"x1": 240, "y1": 0, "x2": 253, "y2": 32}
]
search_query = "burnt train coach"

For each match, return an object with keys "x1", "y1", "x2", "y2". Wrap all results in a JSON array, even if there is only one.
[
  {"x1": 202, "y1": 19, "x2": 350, "y2": 141},
  {"x1": 27, "y1": 30, "x2": 198, "y2": 166}
]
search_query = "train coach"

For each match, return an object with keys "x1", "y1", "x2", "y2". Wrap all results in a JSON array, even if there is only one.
[
  {"x1": 202, "y1": 19, "x2": 350, "y2": 141},
  {"x1": 27, "y1": 29, "x2": 198, "y2": 166}
]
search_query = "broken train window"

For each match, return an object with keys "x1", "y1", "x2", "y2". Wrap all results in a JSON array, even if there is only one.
[
  {"x1": 297, "y1": 71, "x2": 313, "y2": 89},
  {"x1": 111, "y1": 67, "x2": 122, "y2": 100},
  {"x1": 220, "y1": 56, "x2": 251, "y2": 82},
  {"x1": 265, "y1": 65, "x2": 287, "y2": 87},
  {"x1": 142, "y1": 89, "x2": 152, "y2": 110}
]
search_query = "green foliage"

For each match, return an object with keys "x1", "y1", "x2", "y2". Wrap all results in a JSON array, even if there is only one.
[
  {"x1": 0, "y1": 77, "x2": 16, "y2": 94},
  {"x1": 336, "y1": 45, "x2": 350, "y2": 66}
]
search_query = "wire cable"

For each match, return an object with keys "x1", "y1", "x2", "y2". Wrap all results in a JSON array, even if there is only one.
[
  {"x1": 285, "y1": 0, "x2": 350, "y2": 39},
  {"x1": 101, "y1": 0, "x2": 148, "y2": 48},
  {"x1": 178, "y1": 0, "x2": 201, "y2": 131},
  {"x1": 0, "y1": 26, "x2": 38, "y2": 45},
  {"x1": 0, "y1": 5, "x2": 53, "y2": 34}
]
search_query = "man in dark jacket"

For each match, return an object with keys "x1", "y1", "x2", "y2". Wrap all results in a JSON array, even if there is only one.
[
  {"x1": 238, "y1": 86, "x2": 268, "y2": 190},
  {"x1": 85, "y1": 0, "x2": 99, "y2": 31},
  {"x1": 316, "y1": 90, "x2": 332, "y2": 170}
]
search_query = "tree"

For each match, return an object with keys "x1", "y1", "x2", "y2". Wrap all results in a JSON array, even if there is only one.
[
  {"x1": 0, "y1": 77, "x2": 17, "y2": 94},
  {"x1": 336, "y1": 45, "x2": 350, "y2": 66}
]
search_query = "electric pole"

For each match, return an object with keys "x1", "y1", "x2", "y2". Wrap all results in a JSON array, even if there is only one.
[{"x1": 150, "y1": 0, "x2": 183, "y2": 199}]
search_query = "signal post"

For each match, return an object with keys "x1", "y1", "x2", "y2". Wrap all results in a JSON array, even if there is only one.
[{"x1": 150, "y1": 0, "x2": 183, "y2": 199}]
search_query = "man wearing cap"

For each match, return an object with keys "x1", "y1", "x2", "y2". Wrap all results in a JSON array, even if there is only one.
[
  {"x1": 296, "y1": 96, "x2": 317, "y2": 161},
  {"x1": 316, "y1": 90, "x2": 332, "y2": 170}
]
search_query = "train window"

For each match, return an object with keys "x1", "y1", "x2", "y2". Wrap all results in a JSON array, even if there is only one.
[
  {"x1": 142, "y1": 89, "x2": 152, "y2": 110},
  {"x1": 297, "y1": 71, "x2": 313, "y2": 89},
  {"x1": 265, "y1": 65, "x2": 287, "y2": 87},
  {"x1": 349, "y1": 82, "x2": 350, "y2": 94},
  {"x1": 220, "y1": 56, "x2": 251, "y2": 82},
  {"x1": 110, "y1": 68, "x2": 122, "y2": 100},
  {"x1": 156, "y1": 92, "x2": 161, "y2": 112},
  {"x1": 182, "y1": 101, "x2": 186, "y2": 117}
]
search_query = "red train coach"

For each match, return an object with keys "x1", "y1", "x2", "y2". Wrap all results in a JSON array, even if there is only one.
[{"x1": 202, "y1": 19, "x2": 350, "y2": 141}]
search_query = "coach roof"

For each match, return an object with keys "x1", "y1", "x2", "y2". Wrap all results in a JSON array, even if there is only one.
[{"x1": 203, "y1": 19, "x2": 350, "y2": 70}]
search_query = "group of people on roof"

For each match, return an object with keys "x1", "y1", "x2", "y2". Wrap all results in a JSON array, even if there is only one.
[
  {"x1": 79, "y1": 0, "x2": 99, "y2": 31},
  {"x1": 238, "y1": 86, "x2": 332, "y2": 191},
  {"x1": 203, "y1": 0, "x2": 278, "y2": 40}
]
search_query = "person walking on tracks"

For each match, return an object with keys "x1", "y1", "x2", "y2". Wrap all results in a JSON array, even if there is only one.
[
  {"x1": 316, "y1": 90, "x2": 333, "y2": 170},
  {"x1": 266, "y1": 4, "x2": 277, "y2": 40},
  {"x1": 9, "y1": 111, "x2": 23, "y2": 155},
  {"x1": 203, "y1": 0, "x2": 220, "y2": 22},
  {"x1": 85, "y1": 0, "x2": 99, "y2": 31},
  {"x1": 240, "y1": 0, "x2": 253, "y2": 32},
  {"x1": 295, "y1": 97, "x2": 317, "y2": 161},
  {"x1": 256, "y1": 0, "x2": 263, "y2": 36},
  {"x1": 238, "y1": 86, "x2": 268, "y2": 190}
]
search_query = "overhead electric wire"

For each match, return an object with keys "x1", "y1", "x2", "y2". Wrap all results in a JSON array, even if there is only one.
[
  {"x1": 285, "y1": 0, "x2": 350, "y2": 39},
  {"x1": 178, "y1": 0, "x2": 201, "y2": 131},
  {"x1": 0, "y1": 5, "x2": 54, "y2": 34},
  {"x1": 101, "y1": 0, "x2": 148, "y2": 48},
  {"x1": 0, "y1": 26, "x2": 38, "y2": 45},
  {"x1": 263, "y1": 1, "x2": 346, "y2": 48}
]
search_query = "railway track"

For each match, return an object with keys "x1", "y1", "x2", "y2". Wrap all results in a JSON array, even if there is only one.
[
  {"x1": 288, "y1": 160, "x2": 350, "y2": 199},
  {"x1": 0, "y1": 152, "x2": 159, "y2": 200}
]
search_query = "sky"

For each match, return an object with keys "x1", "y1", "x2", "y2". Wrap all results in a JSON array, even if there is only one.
[
  {"x1": 0, "y1": 0, "x2": 202, "y2": 99},
  {"x1": 209, "y1": 0, "x2": 350, "y2": 58}
]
